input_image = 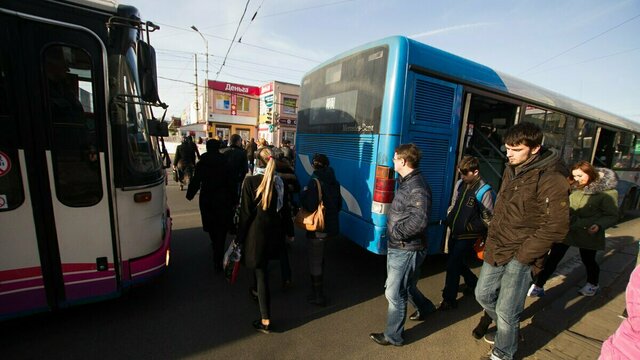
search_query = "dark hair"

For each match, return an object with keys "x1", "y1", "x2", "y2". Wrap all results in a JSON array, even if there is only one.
[
  {"x1": 312, "y1": 153, "x2": 329, "y2": 169},
  {"x1": 503, "y1": 122, "x2": 543, "y2": 148},
  {"x1": 458, "y1": 155, "x2": 479, "y2": 174},
  {"x1": 571, "y1": 160, "x2": 599, "y2": 186},
  {"x1": 206, "y1": 139, "x2": 221, "y2": 152},
  {"x1": 230, "y1": 134, "x2": 242, "y2": 146},
  {"x1": 394, "y1": 143, "x2": 421, "y2": 168}
]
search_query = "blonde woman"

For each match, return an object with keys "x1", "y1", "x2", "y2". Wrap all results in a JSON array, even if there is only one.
[{"x1": 237, "y1": 147, "x2": 294, "y2": 334}]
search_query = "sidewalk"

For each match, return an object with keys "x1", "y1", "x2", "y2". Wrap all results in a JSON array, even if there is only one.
[{"x1": 517, "y1": 215, "x2": 640, "y2": 359}]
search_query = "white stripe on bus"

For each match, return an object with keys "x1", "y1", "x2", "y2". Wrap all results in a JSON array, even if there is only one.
[
  {"x1": 1, "y1": 275, "x2": 43, "y2": 285},
  {"x1": 131, "y1": 263, "x2": 166, "y2": 278},
  {"x1": 0, "y1": 285, "x2": 45, "y2": 296},
  {"x1": 65, "y1": 276, "x2": 116, "y2": 286},
  {"x1": 299, "y1": 154, "x2": 363, "y2": 217}
]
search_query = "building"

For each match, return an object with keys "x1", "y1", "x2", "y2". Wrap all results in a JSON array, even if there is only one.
[
  {"x1": 204, "y1": 80, "x2": 260, "y2": 143},
  {"x1": 258, "y1": 81, "x2": 299, "y2": 147}
]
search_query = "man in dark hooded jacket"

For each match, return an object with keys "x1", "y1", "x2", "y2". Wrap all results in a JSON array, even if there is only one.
[
  {"x1": 186, "y1": 139, "x2": 232, "y2": 271},
  {"x1": 475, "y1": 122, "x2": 570, "y2": 360}
]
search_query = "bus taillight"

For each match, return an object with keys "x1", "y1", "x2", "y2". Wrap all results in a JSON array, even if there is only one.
[{"x1": 374, "y1": 165, "x2": 395, "y2": 203}]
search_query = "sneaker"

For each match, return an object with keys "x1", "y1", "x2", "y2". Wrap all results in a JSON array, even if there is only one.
[
  {"x1": 472, "y1": 312, "x2": 493, "y2": 339},
  {"x1": 252, "y1": 319, "x2": 271, "y2": 334},
  {"x1": 483, "y1": 331, "x2": 495, "y2": 345},
  {"x1": 483, "y1": 330, "x2": 525, "y2": 345},
  {"x1": 527, "y1": 284, "x2": 545, "y2": 297},
  {"x1": 479, "y1": 348, "x2": 494, "y2": 360},
  {"x1": 578, "y1": 283, "x2": 599, "y2": 296}
]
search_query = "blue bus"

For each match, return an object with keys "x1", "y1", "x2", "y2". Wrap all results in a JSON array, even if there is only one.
[{"x1": 295, "y1": 36, "x2": 640, "y2": 255}]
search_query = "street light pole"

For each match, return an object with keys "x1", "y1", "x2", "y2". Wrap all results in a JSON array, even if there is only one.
[{"x1": 191, "y1": 25, "x2": 209, "y2": 123}]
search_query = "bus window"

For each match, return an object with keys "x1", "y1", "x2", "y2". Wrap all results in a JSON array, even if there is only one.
[
  {"x1": 44, "y1": 45, "x2": 102, "y2": 207},
  {"x1": 523, "y1": 105, "x2": 567, "y2": 153},
  {"x1": 632, "y1": 137, "x2": 640, "y2": 169},
  {"x1": 567, "y1": 118, "x2": 597, "y2": 164},
  {"x1": 0, "y1": 48, "x2": 25, "y2": 211},
  {"x1": 298, "y1": 46, "x2": 388, "y2": 134},
  {"x1": 612, "y1": 132, "x2": 637, "y2": 170},
  {"x1": 594, "y1": 128, "x2": 616, "y2": 168}
]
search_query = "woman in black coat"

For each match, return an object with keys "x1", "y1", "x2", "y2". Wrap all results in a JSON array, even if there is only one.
[
  {"x1": 299, "y1": 153, "x2": 341, "y2": 306},
  {"x1": 237, "y1": 147, "x2": 294, "y2": 333},
  {"x1": 186, "y1": 139, "x2": 232, "y2": 271}
]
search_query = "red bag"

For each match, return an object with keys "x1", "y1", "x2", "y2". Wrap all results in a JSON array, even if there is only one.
[
  {"x1": 474, "y1": 237, "x2": 486, "y2": 261},
  {"x1": 223, "y1": 240, "x2": 242, "y2": 284}
]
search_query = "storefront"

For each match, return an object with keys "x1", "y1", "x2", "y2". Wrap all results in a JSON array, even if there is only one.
[
  {"x1": 258, "y1": 81, "x2": 299, "y2": 147},
  {"x1": 207, "y1": 80, "x2": 260, "y2": 142}
]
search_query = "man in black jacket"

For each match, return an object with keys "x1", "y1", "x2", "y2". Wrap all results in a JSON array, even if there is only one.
[
  {"x1": 370, "y1": 143, "x2": 436, "y2": 347},
  {"x1": 185, "y1": 139, "x2": 232, "y2": 271},
  {"x1": 222, "y1": 134, "x2": 248, "y2": 209}
]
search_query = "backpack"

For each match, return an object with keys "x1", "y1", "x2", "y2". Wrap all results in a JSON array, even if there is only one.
[{"x1": 474, "y1": 183, "x2": 496, "y2": 205}]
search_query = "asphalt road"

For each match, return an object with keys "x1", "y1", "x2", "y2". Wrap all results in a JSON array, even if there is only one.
[{"x1": 0, "y1": 179, "x2": 501, "y2": 360}]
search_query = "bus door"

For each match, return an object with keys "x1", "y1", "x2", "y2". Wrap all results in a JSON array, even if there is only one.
[
  {"x1": 402, "y1": 73, "x2": 463, "y2": 253},
  {"x1": 459, "y1": 92, "x2": 520, "y2": 190},
  {"x1": 0, "y1": 14, "x2": 116, "y2": 317}
]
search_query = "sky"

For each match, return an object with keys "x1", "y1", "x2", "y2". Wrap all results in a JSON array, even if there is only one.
[{"x1": 133, "y1": 0, "x2": 640, "y2": 123}]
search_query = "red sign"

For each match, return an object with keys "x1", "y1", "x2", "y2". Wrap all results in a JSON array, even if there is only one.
[
  {"x1": 260, "y1": 82, "x2": 273, "y2": 94},
  {"x1": 207, "y1": 80, "x2": 260, "y2": 96},
  {"x1": 0, "y1": 151, "x2": 11, "y2": 177}
]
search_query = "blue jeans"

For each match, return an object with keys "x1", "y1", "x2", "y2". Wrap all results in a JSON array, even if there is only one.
[
  {"x1": 475, "y1": 259, "x2": 532, "y2": 360},
  {"x1": 383, "y1": 247, "x2": 435, "y2": 345},
  {"x1": 442, "y1": 238, "x2": 478, "y2": 302}
]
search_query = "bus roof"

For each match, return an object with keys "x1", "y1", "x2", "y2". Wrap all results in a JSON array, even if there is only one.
[
  {"x1": 311, "y1": 36, "x2": 640, "y2": 134},
  {"x1": 51, "y1": 0, "x2": 119, "y2": 13}
]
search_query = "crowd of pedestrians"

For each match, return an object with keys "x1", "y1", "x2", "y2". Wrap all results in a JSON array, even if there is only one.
[{"x1": 177, "y1": 121, "x2": 637, "y2": 359}]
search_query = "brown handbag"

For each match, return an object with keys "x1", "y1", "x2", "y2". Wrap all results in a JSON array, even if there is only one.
[{"x1": 295, "y1": 178, "x2": 326, "y2": 232}]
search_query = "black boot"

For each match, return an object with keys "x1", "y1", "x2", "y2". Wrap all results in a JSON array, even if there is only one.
[
  {"x1": 307, "y1": 275, "x2": 326, "y2": 306},
  {"x1": 472, "y1": 311, "x2": 493, "y2": 339}
]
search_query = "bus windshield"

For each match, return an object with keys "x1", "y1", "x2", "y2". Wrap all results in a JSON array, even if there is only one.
[
  {"x1": 298, "y1": 46, "x2": 388, "y2": 134},
  {"x1": 112, "y1": 47, "x2": 161, "y2": 179}
]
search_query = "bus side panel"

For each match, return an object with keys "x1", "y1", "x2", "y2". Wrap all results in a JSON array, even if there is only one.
[
  {"x1": 402, "y1": 73, "x2": 463, "y2": 254},
  {"x1": 116, "y1": 184, "x2": 169, "y2": 283},
  {"x1": 0, "y1": 151, "x2": 49, "y2": 319},
  {"x1": 295, "y1": 134, "x2": 380, "y2": 251}
]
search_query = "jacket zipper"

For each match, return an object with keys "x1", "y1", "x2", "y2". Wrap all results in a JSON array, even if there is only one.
[{"x1": 545, "y1": 197, "x2": 550, "y2": 215}]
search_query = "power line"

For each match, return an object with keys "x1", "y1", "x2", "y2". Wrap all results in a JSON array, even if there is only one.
[
  {"x1": 527, "y1": 46, "x2": 640, "y2": 76},
  {"x1": 520, "y1": 13, "x2": 640, "y2": 75},
  {"x1": 153, "y1": 23, "x2": 322, "y2": 63},
  {"x1": 238, "y1": 0, "x2": 266, "y2": 43},
  {"x1": 215, "y1": 0, "x2": 252, "y2": 81},
  {"x1": 199, "y1": 0, "x2": 355, "y2": 31}
]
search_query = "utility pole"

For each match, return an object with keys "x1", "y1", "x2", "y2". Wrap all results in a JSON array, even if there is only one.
[
  {"x1": 194, "y1": 53, "x2": 199, "y2": 121},
  {"x1": 191, "y1": 25, "x2": 208, "y2": 124}
]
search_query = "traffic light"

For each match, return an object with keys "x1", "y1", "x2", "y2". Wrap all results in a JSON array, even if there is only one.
[{"x1": 268, "y1": 124, "x2": 274, "y2": 132}]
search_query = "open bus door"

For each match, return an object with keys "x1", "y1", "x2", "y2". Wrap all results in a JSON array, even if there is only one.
[{"x1": 0, "y1": 13, "x2": 117, "y2": 318}]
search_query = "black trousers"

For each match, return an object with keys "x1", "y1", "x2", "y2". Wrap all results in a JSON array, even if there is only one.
[
  {"x1": 536, "y1": 243, "x2": 600, "y2": 287},
  {"x1": 255, "y1": 266, "x2": 271, "y2": 320}
]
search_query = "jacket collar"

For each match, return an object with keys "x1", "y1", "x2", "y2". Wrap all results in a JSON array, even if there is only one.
[
  {"x1": 399, "y1": 169, "x2": 421, "y2": 183},
  {"x1": 509, "y1": 147, "x2": 560, "y2": 177},
  {"x1": 580, "y1": 167, "x2": 618, "y2": 194}
]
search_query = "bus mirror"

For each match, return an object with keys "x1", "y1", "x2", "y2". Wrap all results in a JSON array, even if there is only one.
[
  {"x1": 137, "y1": 40, "x2": 160, "y2": 103},
  {"x1": 148, "y1": 119, "x2": 169, "y2": 137}
]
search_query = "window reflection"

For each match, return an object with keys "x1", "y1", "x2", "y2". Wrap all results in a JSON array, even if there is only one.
[
  {"x1": 44, "y1": 45, "x2": 102, "y2": 207},
  {"x1": 120, "y1": 50, "x2": 159, "y2": 173},
  {"x1": 523, "y1": 105, "x2": 567, "y2": 152}
]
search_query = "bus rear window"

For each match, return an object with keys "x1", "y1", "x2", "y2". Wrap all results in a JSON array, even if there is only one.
[{"x1": 298, "y1": 46, "x2": 388, "y2": 134}]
